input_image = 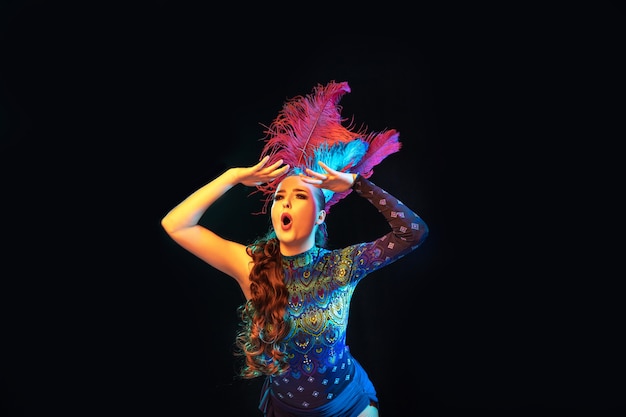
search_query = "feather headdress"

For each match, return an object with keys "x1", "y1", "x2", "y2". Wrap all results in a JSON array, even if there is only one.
[{"x1": 254, "y1": 80, "x2": 401, "y2": 214}]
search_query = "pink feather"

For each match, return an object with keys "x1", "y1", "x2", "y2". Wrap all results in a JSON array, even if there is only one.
[
  {"x1": 352, "y1": 129, "x2": 401, "y2": 179},
  {"x1": 259, "y1": 81, "x2": 361, "y2": 168},
  {"x1": 323, "y1": 130, "x2": 401, "y2": 211},
  {"x1": 253, "y1": 81, "x2": 402, "y2": 214}
]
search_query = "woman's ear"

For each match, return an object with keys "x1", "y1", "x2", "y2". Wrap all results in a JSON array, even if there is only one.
[{"x1": 316, "y1": 210, "x2": 326, "y2": 225}]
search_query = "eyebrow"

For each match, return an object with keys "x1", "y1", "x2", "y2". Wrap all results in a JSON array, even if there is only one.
[{"x1": 275, "y1": 187, "x2": 310, "y2": 194}]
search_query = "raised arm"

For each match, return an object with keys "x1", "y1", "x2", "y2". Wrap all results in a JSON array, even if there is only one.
[
  {"x1": 161, "y1": 157, "x2": 289, "y2": 298},
  {"x1": 354, "y1": 175, "x2": 429, "y2": 254},
  {"x1": 301, "y1": 159, "x2": 428, "y2": 265},
  {"x1": 300, "y1": 160, "x2": 428, "y2": 251},
  {"x1": 340, "y1": 174, "x2": 430, "y2": 283}
]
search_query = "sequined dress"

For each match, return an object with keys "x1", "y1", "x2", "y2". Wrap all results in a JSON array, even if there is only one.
[{"x1": 259, "y1": 176, "x2": 428, "y2": 417}]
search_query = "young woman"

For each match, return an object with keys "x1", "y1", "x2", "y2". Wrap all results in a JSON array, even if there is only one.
[{"x1": 161, "y1": 81, "x2": 429, "y2": 416}]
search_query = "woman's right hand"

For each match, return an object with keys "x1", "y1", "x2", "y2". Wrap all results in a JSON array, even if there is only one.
[{"x1": 233, "y1": 156, "x2": 290, "y2": 187}]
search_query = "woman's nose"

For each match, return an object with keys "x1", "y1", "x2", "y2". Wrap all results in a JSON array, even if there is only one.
[{"x1": 282, "y1": 200, "x2": 291, "y2": 208}]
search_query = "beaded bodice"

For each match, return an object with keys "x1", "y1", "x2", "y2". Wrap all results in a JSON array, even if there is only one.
[{"x1": 265, "y1": 176, "x2": 428, "y2": 409}]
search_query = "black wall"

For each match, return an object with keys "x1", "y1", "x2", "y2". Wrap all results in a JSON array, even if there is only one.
[{"x1": 2, "y1": 2, "x2": 623, "y2": 416}]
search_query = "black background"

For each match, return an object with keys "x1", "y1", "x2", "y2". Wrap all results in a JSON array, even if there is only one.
[{"x1": 1, "y1": 2, "x2": 623, "y2": 416}]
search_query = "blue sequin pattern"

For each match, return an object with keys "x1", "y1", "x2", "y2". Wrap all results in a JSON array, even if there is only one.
[{"x1": 266, "y1": 177, "x2": 428, "y2": 410}]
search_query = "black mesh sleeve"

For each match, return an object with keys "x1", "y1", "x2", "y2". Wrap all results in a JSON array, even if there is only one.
[{"x1": 352, "y1": 174, "x2": 428, "y2": 257}]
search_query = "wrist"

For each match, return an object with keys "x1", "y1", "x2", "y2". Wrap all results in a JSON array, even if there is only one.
[
  {"x1": 224, "y1": 167, "x2": 242, "y2": 185},
  {"x1": 351, "y1": 173, "x2": 359, "y2": 187}
]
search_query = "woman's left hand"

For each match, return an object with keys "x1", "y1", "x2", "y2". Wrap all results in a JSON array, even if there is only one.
[{"x1": 300, "y1": 161, "x2": 356, "y2": 193}]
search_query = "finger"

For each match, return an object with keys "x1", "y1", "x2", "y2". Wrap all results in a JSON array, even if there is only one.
[
  {"x1": 304, "y1": 168, "x2": 327, "y2": 179},
  {"x1": 263, "y1": 159, "x2": 285, "y2": 172},
  {"x1": 253, "y1": 156, "x2": 271, "y2": 169},
  {"x1": 317, "y1": 161, "x2": 333, "y2": 173},
  {"x1": 300, "y1": 176, "x2": 324, "y2": 185},
  {"x1": 271, "y1": 164, "x2": 290, "y2": 176},
  {"x1": 300, "y1": 173, "x2": 325, "y2": 185}
]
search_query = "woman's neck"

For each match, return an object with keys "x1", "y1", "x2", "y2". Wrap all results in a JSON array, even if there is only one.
[{"x1": 279, "y1": 240, "x2": 315, "y2": 257}]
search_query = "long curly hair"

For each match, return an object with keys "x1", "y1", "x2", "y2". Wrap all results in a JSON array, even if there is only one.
[
  {"x1": 234, "y1": 184, "x2": 327, "y2": 379},
  {"x1": 234, "y1": 81, "x2": 403, "y2": 378}
]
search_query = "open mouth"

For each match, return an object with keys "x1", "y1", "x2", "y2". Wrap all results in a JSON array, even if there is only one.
[{"x1": 281, "y1": 213, "x2": 292, "y2": 229}]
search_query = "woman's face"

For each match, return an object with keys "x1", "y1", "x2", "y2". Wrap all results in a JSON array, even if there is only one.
[{"x1": 271, "y1": 175, "x2": 325, "y2": 254}]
